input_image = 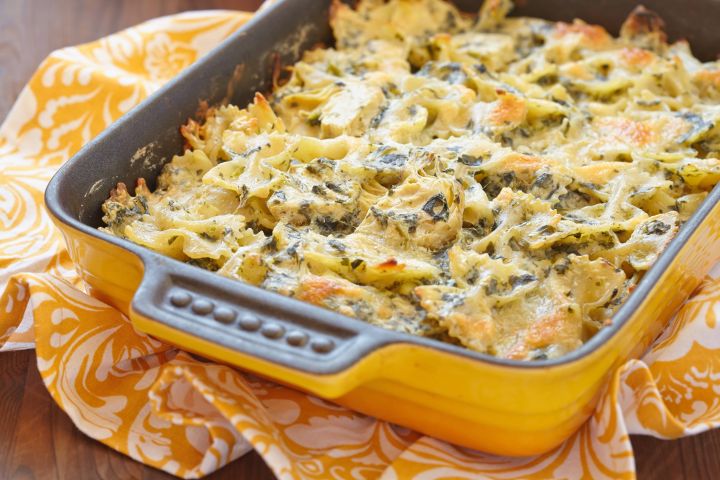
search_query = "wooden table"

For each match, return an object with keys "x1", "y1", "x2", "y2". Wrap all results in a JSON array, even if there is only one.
[{"x1": 1, "y1": 1, "x2": 719, "y2": 478}]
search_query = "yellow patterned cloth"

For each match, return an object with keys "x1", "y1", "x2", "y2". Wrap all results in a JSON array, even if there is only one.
[{"x1": 2, "y1": 10, "x2": 720, "y2": 480}]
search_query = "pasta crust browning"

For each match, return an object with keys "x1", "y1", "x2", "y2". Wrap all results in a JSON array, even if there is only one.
[{"x1": 101, "y1": 0, "x2": 720, "y2": 360}]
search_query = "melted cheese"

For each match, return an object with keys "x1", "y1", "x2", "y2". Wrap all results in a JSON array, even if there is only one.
[{"x1": 100, "y1": 0, "x2": 720, "y2": 360}]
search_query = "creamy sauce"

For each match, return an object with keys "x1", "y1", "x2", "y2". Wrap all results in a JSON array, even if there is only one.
[{"x1": 101, "y1": 0, "x2": 720, "y2": 360}]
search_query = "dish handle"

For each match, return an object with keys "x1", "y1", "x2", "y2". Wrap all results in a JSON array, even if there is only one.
[{"x1": 129, "y1": 256, "x2": 387, "y2": 389}]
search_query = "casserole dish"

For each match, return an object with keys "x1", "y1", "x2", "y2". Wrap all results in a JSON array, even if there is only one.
[{"x1": 45, "y1": 0, "x2": 720, "y2": 456}]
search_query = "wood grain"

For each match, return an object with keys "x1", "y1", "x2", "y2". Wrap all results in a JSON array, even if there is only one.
[{"x1": 1, "y1": 0, "x2": 719, "y2": 479}]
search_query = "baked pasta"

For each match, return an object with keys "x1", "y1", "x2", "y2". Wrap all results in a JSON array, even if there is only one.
[{"x1": 101, "y1": 0, "x2": 720, "y2": 360}]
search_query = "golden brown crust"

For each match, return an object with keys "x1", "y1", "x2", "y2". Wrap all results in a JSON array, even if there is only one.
[
  {"x1": 489, "y1": 91, "x2": 527, "y2": 126},
  {"x1": 108, "y1": 182, "x2": 129, "y2": 203},
  {"x1": 554, "y1": 20, "x2": 612, "y2": 48},
  {"x1": 620, "y1": 6, "x2": 667, "y2": 50}
]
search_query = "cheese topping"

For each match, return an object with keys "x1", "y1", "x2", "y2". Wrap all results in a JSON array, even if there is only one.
[{"x1": 101, "y1": 0, "x2": 720, "y2": 360}]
